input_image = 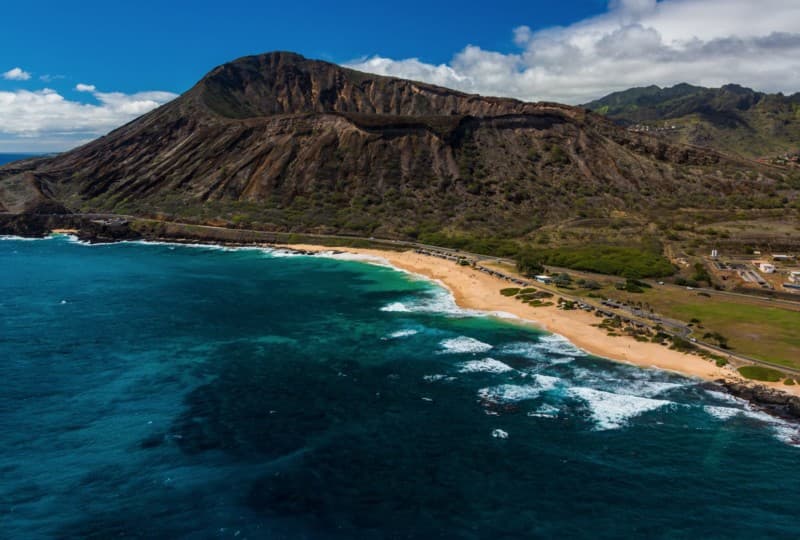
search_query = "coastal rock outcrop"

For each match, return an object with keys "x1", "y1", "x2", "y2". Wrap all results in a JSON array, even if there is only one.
[{"x1": 712, "y1": 380, "x2": 800, "y2": 422}]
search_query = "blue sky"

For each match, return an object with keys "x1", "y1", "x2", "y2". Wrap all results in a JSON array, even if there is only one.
[
  {"x1": 2, "y1": 0, "x2": 800, "y2": 152},
  {"x1": 1, "y1": 0, "x2": 606, "y2": 97}
]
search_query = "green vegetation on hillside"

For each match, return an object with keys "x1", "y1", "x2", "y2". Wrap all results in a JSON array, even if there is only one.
[
  {"x1": 416, "y1": 232, "x2": 521, "y2": 258},
  {"x1": 529, "y1": 245, "x2": 675, "y2": 278},
  {"x1": 584, "y1": 83, "x2": 800, "y2": 158}
]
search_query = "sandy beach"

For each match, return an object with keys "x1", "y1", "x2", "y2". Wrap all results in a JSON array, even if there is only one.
[{"x1": 287, "y1": 244, "x2": 800, "y2": 396}]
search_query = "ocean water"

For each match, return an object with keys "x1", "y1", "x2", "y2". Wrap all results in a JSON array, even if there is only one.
[
  {"x1": 0, "y1": 153, "x2": 41, "y2": 166},
  {"x1": 1, "y1": 235, "x2": 799, "y2": 539}
]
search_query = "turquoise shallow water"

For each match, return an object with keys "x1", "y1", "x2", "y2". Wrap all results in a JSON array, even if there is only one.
[{"x1": 1, "y1": 235, "x2": 799, "y2": 539}]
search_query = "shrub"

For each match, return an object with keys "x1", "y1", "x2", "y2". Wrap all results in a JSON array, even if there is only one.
[
  {"x1": 784, "y1": 379, "x2": 795, "y2": 386},
  {"x1": 500, "y1": 288, "x2": 520, "y2": 297},
  {"x1": 670, "y1": 336, "x2": 698, "y2": 352}
]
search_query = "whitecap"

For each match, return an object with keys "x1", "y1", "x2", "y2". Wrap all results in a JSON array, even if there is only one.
[
  {"x1": 387, "y1": 329, "x2": 419, "y2": 339},
  {"x1": 492, "y1": 428, "x2": 509, "y2": 439},
  {"x1": 381, "y1": 302, "x2": 411, "y2": 313},
  {"x1": 458, "y1": 358, "x2": 513, "y2": 374},
  {"x1": 478, "y1": 375, "x2": 561, "y2": 404},
  {"x1": 569, "y1": 387, "x2": 672, "y2": 430},
  {"x1": 439, "y1": 336, "x2": 493, "y2": 354},
  {"x1": 423, "y1": 374, "x2": 456, "y2": 383},
  {"x1": 0, "y1": 235, "x2": 45, "y2": 241},
  {"x1": 479, "y1": 384, "x2": 542, "y2": 404},
  {"x1": 704, "y1": 406, "x2": 742, "y2": 421}
]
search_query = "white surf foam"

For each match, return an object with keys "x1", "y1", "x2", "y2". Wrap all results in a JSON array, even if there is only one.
[
  {"x1": 458, "y1": 358, "x2": 513, "y2": 374},
  {"x1": 569, "y1": 366, "x2": 690, "y2": 399},
  {"x1": 312, "y1": 251, "x2": 391, "y2": 266},
  {"x1": 500, "y1": 336, "x2": 581, "y2": 364},
  {"x1": 622, "y1": 380, "x2": 686, "y2": 398},
  {"x1": 704, "y1": 406, "x2": 742, "y2": 421},
  {"x1": 387, "y1": 329, "x2": 419, "y2": 339},
  {"x1": 528, "y1": 404, "x2": 560, "y2": 418},
  {"x1": 704, "y1": 389, "x2": 749, "y2": 406},
  {"x1": 492, "y1": 428, "x2": 509, "y2": 439},
  {"x1": 439, "y1": 336, "x2": 493, "y2": 354},
  {"x1": 381, "y1": 302, "x2": 411, "y2": 313},
  {"x1": 1, "y1": 234, "x2": 46, "y2": 241},
  {"x1": 771, "y1": 424, "x2": 800, "y2": 446},
  {"x1": 741, "y1": 408, "x2": 800, "y2": 446},
  {"x1": 701, "y1": 392, "x2": 800, "y2": 446},
  {"x1": 478, "y1": 375, "x2": 561, "y2": 404},
  {"x1": 380, "y1": 289, "x2": 479, "y2": 317},
  {"x1": 479, "y1": 384, "x2": 543, "y2": 404},
  {"x1": 569, "y1": 387, "x2": 672, "y2": 430},
  {"x1": 423, "y1": 374, "x2": 457, "y2": 383}
]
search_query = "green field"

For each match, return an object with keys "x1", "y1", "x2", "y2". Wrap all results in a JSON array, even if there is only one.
[
  {"x1": 738, "y1": 366, "x2": 785, "y2": 382},
  {"x1": 616, "y1": 288, "x2": 800, "y2": 369}
]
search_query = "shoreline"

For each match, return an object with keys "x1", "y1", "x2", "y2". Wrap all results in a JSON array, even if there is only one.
[
  {"x1": 4, "y1": 230, "x2": 800, "y2": 406},
  {"x1": 285, "y1": 243, "x2": 800, "y2": 399}
]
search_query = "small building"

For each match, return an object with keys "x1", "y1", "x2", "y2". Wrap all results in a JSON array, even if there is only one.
[
  {"x1": 759, "y1": 263, "x2": 776, "y2": 274},
  {"x1": 535, "y1": 275, "x2": 553, "y2": 284}
]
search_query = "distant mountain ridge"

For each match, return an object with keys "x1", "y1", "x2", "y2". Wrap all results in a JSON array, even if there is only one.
[
  {"x1": 0, "y1": 52, "x2": 795, "y2": 239},
  {"x1": 583, "y1": 83, "x2": 800, "y2": 158}
]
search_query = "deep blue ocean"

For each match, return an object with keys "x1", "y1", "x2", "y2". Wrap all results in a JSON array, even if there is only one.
[
  {"x1": 0, "y1": 153, "x2": 42, "y2": 166},
  {"x1": 2, "y1": 235, "x2": 799, "y2": 539}
]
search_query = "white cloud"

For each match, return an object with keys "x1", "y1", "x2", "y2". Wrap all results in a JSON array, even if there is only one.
[
  {"x1": 0, "y1": 86, "x2": 178, "y2": 151},
  {"x1": 346, "y1": 0, "x2": 800, "y2": 104},
  {"x1": 2, "y1": 67, "x2": 32, "y2": 81},
  {"x1": 75, "y1": 83, "x2": 96, "y2": 92}
]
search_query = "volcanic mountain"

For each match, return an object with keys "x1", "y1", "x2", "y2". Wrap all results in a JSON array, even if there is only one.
[{"x1": 0, "y1": 52, "x2": 793, "y2": 239}]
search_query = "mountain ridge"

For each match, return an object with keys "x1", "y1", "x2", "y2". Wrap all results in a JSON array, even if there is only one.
[
  {"x1": 0, "y1": 52, "x2": 795, "y2": 240},
  {"x1": 583, "y1": 83, "x2": 800, "y2": 158}
]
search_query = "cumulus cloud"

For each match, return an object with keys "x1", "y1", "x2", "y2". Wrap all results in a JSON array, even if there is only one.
[
  {"x1": 2, "y1": 67, "x2": 32, "y2": 81},
  {"x1": 0, "y1": 85, "x2": 178, "y2": 150},
  {"x1": 347, "y1": 0, "x2": 800, "y2": 104}
]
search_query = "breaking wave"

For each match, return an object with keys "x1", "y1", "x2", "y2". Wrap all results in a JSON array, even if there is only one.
[
  {"x1": 387, "y1": 329, "x2": 419, "y2": 339},
  {"x1": 439, "y1": 336, "x2": 493, "y2": 354},
  {"x1": 478, "y1": 375, "x2": 561, "y2": 405},
  {"x1": 569, "y1": 387, "x2": 673, "y2": 430},
  {"x1": 458, "y1": 358, "x2": 514, "y2": 374}
]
